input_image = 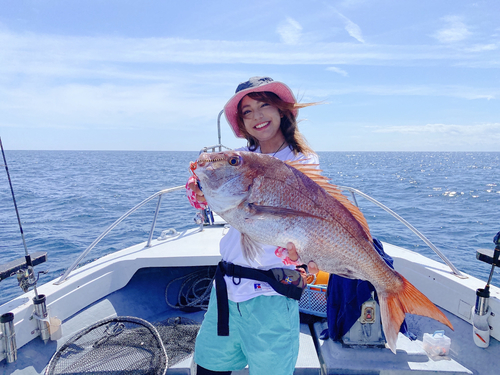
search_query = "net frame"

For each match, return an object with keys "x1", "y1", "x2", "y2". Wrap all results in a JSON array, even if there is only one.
[{"x1": 45, "y1": 316, "x2": 168, "y2": 375}]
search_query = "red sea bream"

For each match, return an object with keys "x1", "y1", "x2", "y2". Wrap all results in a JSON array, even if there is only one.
[{"x1": 192, "y1": 150, "x2": 453, "y2": 353}]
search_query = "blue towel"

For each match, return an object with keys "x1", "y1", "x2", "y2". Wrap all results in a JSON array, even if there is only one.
[{"x1": 322, "y1": 238, "x2": 415, "y2": 341}]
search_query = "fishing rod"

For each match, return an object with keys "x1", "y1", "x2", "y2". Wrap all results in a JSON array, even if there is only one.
[
  {"x1": 0, "y1": 137, "x2": 41, "y2": 297},
  {"x1": 1, "y1": 138, "x2": 53, "y2": 350}
]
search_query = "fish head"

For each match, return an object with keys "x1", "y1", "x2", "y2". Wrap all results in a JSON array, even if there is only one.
[{"x1": 194, "y1": 151, "x2": 261, "y2": 213}]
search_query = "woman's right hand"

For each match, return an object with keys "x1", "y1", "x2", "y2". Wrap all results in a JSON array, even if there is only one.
[
  {"x1": 187, "y1": 179, "x2": 207, "y2": 204},
  {"x1": 186, "y1": 176, "x2": 208, "y2": 209}
]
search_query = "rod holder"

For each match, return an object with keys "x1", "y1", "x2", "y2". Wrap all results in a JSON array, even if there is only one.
[
  {"x1": 33, "y1": 294, "x2": 50, "y2": 343},
  {"x1": 0, "y1": 313, "x2": 17, "y2": 363},
  {"x1": 475, "y1": 288, "x2": 489, "y2": 316}
]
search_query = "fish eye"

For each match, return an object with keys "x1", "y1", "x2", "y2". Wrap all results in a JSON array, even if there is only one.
[{"x1": 228, "y1": 156, "x2": 242, "y2": 166}]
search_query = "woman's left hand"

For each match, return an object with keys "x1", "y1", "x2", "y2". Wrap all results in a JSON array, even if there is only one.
[{"x1": 287, "y1": 242, "x2": 319, "y2": 274}]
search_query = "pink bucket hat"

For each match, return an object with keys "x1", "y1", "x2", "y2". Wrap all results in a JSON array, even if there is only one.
[{"x1": 223, "y1": 77, "x2": 298, "y2": 138}]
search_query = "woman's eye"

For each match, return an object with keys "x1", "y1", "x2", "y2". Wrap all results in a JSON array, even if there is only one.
[
  {"x1": 228, "y1": 156, "x2": 242, "y2": 166},
  {"x1": 261, "y1": 103, "x2": 269, "y2": 108}
]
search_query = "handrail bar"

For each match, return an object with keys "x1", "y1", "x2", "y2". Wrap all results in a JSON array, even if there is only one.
[
  {"x1": 200, "y1": 144, "x2": 232, "y2": 153},
  {"x1": 338, "y1": 185, "x2": 466, "y2": 278},
  {"x1": 55, "y1": 185, "x2": 185, "y2": 285},
  {"x1": 55, "y1": 183, "x2": 466, "y2": 284}
]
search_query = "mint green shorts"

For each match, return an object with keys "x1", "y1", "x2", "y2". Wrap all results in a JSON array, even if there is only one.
[{"x1": 194, "y1": 288, "x2": 300, "y2": 374}]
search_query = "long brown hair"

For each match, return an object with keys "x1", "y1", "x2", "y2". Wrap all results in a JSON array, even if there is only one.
[{"x1": 236, "y1": 92, "x2": 317, "y2": 156}]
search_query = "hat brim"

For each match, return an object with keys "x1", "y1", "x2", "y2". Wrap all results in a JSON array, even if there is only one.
[{"x1": 223, "y1": 81, "x2": 298, "y2": 138}]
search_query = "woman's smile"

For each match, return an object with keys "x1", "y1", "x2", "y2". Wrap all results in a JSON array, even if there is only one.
[{"x1": 255, "y1": 121, "x2": 270, "y2": 130}]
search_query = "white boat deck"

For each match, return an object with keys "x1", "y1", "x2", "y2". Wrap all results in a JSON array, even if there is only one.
[{"x1": 1, "y1": 223, "x2": 499, "y2": 374}]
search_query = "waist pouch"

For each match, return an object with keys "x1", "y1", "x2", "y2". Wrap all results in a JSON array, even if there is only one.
[{"x1": 215, "y1": 261, "x2": 305, "y2": 336}]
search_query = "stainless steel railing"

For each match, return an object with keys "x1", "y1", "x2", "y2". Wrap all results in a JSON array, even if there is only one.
[
  {"x1": 55, "y1": 186, "x2": 185, "y2": 285},
  {"x1": 338, "y1": 185, "x2": 466, "y2": 278},
  {"x1": 56, "y1": 181, "x2": 465, "y2": 285}
]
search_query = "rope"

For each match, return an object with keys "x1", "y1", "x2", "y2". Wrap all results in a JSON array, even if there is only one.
[{"x1": 165, "y1": 269, "x2": 215, "y2": 311}]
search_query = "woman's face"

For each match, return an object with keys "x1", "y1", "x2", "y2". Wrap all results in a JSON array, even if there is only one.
[{"x1": 240, "y1": 95, "x2": 283, "y2": 144}]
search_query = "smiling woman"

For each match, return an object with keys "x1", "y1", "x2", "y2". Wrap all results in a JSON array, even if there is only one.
[
  {"x1": 185, "y1": 76, "x2": 322, "y2": 375},
  {"x1": 226, "y1": 77, "x2": 319, "y2": 155}
]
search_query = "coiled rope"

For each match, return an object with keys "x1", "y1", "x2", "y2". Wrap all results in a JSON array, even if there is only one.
[{"x1": 165, "y1": 268, "x2": 215, "y2": 311}]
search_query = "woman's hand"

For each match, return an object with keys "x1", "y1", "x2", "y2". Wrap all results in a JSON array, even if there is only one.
[
  {"x1": 187, "y1": 180, "x2": 207, "y2": 204},
  {"x1": 287, "y1": 242, "x2": 319, "y2": 274}
]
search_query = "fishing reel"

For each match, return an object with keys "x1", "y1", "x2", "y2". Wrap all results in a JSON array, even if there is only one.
[
  {"x1": 0, "y1": 252, "x2": 48, "y2": 291},
  {"x1": 16, "y1": 267, "x2": 48, "y2": 293}
]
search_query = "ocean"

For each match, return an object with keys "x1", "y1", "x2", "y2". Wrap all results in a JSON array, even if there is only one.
[{"x1": 1, "y1": 151, "x2": 499, "y2": 306}]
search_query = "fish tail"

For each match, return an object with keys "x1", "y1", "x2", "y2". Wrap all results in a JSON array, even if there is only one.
[{"x1": 378, "y1": 275, "x2": 454, "y2": 354}]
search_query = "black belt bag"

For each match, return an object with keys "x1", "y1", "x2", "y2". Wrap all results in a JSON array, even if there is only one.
[{"x1": 215, "y1": 261, "x2": 306, "y2": 336}]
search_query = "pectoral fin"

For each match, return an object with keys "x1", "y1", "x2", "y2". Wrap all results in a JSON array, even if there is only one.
[{"x1": 241, "y1": 233, "x2": 264, "y2": 263}]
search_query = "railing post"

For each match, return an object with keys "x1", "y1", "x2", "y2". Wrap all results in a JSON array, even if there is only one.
[
  {"x1": 146, "y1": 194, "x2": 163, "y2": 247},
  {"x1": 217, "y1": 110, "x2": 224, "y2": 152},
  {"x1": 55, "y1": 186, "x2": 184, "y2": 285}
]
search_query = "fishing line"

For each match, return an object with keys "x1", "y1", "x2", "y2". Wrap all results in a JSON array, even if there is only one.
[
  {"x1": 0, "y1": 137, "x2": 30, "y2": 257},
  {"x1": 0, "y1": 136, "x2": 39, "y2": 297}
]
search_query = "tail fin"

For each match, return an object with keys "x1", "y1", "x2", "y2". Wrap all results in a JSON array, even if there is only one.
[{"x1": 378, "y1": 275, "x2": 454, "y2": 354}]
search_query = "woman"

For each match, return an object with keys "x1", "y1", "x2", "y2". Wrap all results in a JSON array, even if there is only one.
[{"x1": 187, "y1": 77, "x2": 319, "y2": 375}]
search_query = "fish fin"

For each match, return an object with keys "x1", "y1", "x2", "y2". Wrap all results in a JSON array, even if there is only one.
[
  {"x1": 241, "y1": 233, "x2": 264, "y2": 262},
  {"x1": 247, "y1": 202, "x2": 322, "y2": 219},
  {"x1": 284, "y1": 160, "x2": 372, "y2": 241},
  {"x1": 378, "y1": 275, "x2": 454, "y2": 354}
]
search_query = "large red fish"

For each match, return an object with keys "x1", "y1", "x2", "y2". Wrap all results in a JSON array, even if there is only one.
[{"x1": 192, "y1": 150, "x2": 453, "y2": 353}]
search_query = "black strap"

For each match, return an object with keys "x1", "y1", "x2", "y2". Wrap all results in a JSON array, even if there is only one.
[
  {"x1": 215, "y1": 261, "x2": 304, "y2": 336},
  {"x1": 215, "y1": 262, "x2": 230, "y2": 336}
]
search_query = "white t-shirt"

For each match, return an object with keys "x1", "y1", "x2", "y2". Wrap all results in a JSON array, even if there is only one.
[{"x1": 220, "y1": 146, "x2": 320, "y2": 302}]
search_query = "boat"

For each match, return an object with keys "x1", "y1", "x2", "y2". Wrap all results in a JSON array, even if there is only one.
[{"x1": 1, "y1": 120, "x2": 499, "y2": 375}]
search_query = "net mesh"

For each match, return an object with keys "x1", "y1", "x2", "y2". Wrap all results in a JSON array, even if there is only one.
[
  {"x1": 155, "y1": 317, "x2": 200, "y2": 368},
  {"x1": 45, "y1": 316, "x2": 168, "y2": 375}
]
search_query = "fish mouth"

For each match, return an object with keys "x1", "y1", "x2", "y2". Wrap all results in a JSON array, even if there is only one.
[{"x1": 197, "y1": 154, "x2": 227, "y2": 167}]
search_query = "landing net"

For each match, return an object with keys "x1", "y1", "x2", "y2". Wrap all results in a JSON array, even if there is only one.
[
  {"x1": 45, "y1": 316, "x2": 167, "y2": 375},
  {"x1": 45, "y1": 316, "x2": 201, "y2": 374}
]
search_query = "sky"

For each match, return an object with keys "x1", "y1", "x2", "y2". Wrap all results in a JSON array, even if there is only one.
[{"x1": 0, "y1": 0, "x2": 499, "y2": 151}]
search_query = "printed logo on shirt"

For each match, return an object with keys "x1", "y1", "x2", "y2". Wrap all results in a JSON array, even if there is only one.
[{"x1": 254, "y1": 283, "x2": 273, "y2": 292}]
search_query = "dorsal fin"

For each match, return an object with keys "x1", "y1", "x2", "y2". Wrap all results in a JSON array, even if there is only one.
[{"x1": 285, "y1": 160, "x2": 373, "y2": 241}]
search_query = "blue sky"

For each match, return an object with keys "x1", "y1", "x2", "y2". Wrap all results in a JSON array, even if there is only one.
[{"x1": 1, "y1": 0, "x2": 499, "y2": 151}]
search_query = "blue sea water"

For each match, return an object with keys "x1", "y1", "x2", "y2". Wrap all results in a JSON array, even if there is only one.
[{"x1": 1, "y1": 151, "x2": 499, "y2": 306}]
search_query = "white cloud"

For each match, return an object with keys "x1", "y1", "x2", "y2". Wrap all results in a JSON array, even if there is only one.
[
  {"x1": 0, "y1": 79, "x2": 227, "y2": 130},
  {"x1": 332, "y1": 11, "x2": 365, "y2": 43},
  {"x1": 321, "y1": 84, "x2": 496, "y2": 100},
  {"x1": 372, "y1": 123, "x2": 500, "y2": 135},
  {"x1": 277, "y1": 17, "x2": 303, "y2": 45},
  {"x1": 327, "y1": 66, "x2": 348, "y2": 76},
  {"x1": 368, "y1": 123, "x2": 500, "y2": 151},
  {"x1": 344, "y1": 20, "x2": 365, "y2": 43},
  {"x1": 339, "y1": 0, "x2": 368, "y2": 8},
  {"x1": 464, "y1": 44, "x2": 498, "y2": 52},
  {"x1": 1, "y1": 30, "x2": 498, "y2": 75},
  {"x1": 433, "y1": 15, "x2": 471, "y2": 43}
]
